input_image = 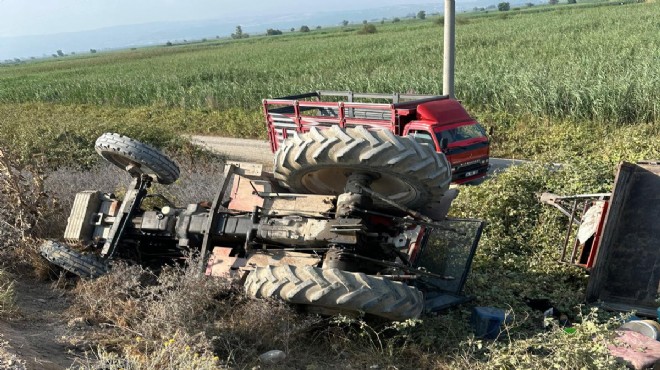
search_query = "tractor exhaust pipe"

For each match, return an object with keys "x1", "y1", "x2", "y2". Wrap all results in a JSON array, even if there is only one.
[{"x1": 443, "y1": 0, "x2": 456, "y2": 98}]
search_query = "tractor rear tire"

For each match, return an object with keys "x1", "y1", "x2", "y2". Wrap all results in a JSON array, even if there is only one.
[
  {"x1": 95, "y1": 133, "x2": 180, "y2": 185},
  {"x1": 244, "y1": 265, "x2": 424, "y2": 321},
  {"x1": 40, "y1": 240, "x2": 109, "y2": 278},
  {"x1": 273, "y1": 126, "x2": 451, "y2": 215}
]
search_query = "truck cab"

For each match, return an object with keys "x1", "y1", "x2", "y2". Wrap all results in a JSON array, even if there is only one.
[{"x1": 404, "y1": 98, "x2": 490, "y2": 184}]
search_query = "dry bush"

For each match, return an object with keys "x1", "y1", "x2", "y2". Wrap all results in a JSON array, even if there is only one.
[
  {"x1": 0, "y1": 334, "x2": 26, "y2": 370},
  {"x1": 69, "y1": 259, "x2": 230, "y2": 366},
  {"x1": 73, "y1": 331, "x2": 219, "y2": 370},
  {"x1": 210, "y1": 296, "x2": 323, "y2": 367},
  {"x1": 44, "y1": 163, "x2": 125, "y2": 218},
  {"x1": 69, "y1": 259, "x2": 327, "y2": 368},
  {"x1": 45, "y1": 155, "x2": 226, "y2": 213},
  {"x1": 69, "y1": 263, "x2": 154, "y2": 327},
  {"x1": 0, "y1": 149, "x2": 48, "y2": 239},
  {"x1": 137, "y1": 262, "x2": 231, "y2": 338},
  {"x1": 0, "y1": 270, "x2": 16, "y2": 318},
  {"x1": 150, "y1": 155, "x2": 226, "y2": 206},
  {"x1": 70, "y1": 259, "x2": 230, "y2": 331},
  {"x1": 293, "y1": 316, "x2": 447, "y2": 369},
  {"x1": 0, "y1": 146, "x2": 62, "y2": 275}
]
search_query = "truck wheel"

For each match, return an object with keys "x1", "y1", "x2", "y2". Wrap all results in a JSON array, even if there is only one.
[
  {"x1": 95, "y1": 133, "x2": 180, "y2": 185},
  {"x1": 40, "y1": 240, "x2": 109, "y2": 278},
  {"x1": 273, "y1": 126, "x2": 451, "y2": 215},
  {"x1": 244, "y1": 265, "x2": 424, "y2": 321}
]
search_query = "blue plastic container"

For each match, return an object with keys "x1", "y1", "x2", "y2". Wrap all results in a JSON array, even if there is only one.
[{"x1": 471, "y1": 307, "x2": 511, "y2": 339}]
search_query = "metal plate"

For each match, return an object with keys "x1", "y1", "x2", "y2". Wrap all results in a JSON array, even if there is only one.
[
  {"x1": 245, "y1": 250, "x2": 321, "y2": 269},
  {"x1": 64, "y1": 191, "x2": 102, "y2": 242}
]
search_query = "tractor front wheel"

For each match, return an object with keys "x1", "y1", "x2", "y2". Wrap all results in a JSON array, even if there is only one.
[
  {"x1": 40, "y1": 240, "x2": 109, "y2": 278},
  {"x1": 95, "y1": 133, "x2": 180, "y2": 184}
]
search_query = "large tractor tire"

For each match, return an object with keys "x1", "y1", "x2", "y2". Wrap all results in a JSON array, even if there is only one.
[
  {"x1": 245, "y1": 265, "x2": 424, "y2": 321},
  {"x1": 95, "y1": 133, "x2": 180, "y2": 185},
  {"x1": 273, "y1": 126, "x2": 451, "y2": 215},
  {"x1": 40, "y1": 240, "x2": 109, "y2": 279}
]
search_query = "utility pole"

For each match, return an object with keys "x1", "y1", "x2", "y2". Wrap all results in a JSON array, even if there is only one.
[{"x1": 443, "y1": 0, "x2": 455, "y2": 98}]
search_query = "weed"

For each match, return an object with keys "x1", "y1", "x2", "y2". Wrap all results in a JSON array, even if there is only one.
[
  {"x1": 74, "y1": 331, "x2": 219, "y2": 370},
  {"x1": 0, "y1": 145, "x2": 61, "y2": 275},
  {"x1": 0, "y1": 270, "x2": 16, "y2": 317}
]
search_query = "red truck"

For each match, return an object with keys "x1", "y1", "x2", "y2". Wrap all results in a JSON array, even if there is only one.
[{"x1": 263, "y1": 91, "x2": 490, "y2": 184}]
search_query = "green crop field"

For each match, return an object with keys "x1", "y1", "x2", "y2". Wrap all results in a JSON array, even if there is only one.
[
  {"x1": 1, "y1": 1, "x2": 658, "y2": 124},
  {"x1": 0, "y1": 1, "x2": 659, "y2": 166},
  {"x1": 1, "y1": 3, "x2": 660, "y2": 368},
  {"x1": 0, "y1": 3, "x2": 660, "y2": 165}
]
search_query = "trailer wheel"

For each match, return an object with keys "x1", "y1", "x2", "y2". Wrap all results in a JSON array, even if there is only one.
[
  {"x1": 273, "y1": 126, "x2": 451, "y2": 215},
  {"x1": 95, "y1": 133, "x2": 180, "y2": 184},
  {"x1": 40, "y1": 240, "x2": 109, "y2": 278},
  {"x1": 245, "y1": 265, "x2": 424, "y2": 321}
]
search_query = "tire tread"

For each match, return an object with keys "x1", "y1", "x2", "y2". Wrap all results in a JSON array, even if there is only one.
[{"x1": 245, "y1": 265, "x2": 424, "y2": 321}]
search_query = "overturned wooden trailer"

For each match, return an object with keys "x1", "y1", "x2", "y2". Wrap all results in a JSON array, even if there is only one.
[{"x1": 542, "y1": 161, "x2": 660, "y2": 316}]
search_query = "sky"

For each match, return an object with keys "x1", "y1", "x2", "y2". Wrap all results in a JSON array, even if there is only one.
[{"x1": 0, "y1": 0, "x2": 446, "y2": 38}]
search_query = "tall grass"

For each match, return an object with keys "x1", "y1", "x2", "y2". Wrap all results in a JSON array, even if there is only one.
[{"x1": 0, "y1": 2, "x2": 658, "y2": 125}]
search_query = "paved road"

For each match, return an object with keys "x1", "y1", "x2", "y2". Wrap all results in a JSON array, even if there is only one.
[
  {"x1": 191, "y1": 135, "x2": 274, "y2": 168},
  {"x1": 190, "y1": 135, "x2": 527, "y2": 177}
]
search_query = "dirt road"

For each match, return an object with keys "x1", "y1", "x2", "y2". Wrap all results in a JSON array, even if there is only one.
[
  {"x1": 190, "y1": 135, "x2": 526, "y2": 176},
  {"x1": 0, "y1": 276, "x2": 75, "y2": 370},
  {"x1": 191, "y1": 136, "x2": 274, "y2": 168}
]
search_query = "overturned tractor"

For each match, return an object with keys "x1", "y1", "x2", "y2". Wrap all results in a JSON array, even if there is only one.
[{"x1": 41, "y1": 128, "x2": 483, "y2": 320}]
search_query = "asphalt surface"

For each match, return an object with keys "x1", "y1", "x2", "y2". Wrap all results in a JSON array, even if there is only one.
[{"x1": 190, "y1": 135, "x2": 527, "y2": 179}]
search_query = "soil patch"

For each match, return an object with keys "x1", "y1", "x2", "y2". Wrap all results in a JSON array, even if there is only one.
[{"x1": 0, "y1": 276, "x2": 76, "y2": 369}]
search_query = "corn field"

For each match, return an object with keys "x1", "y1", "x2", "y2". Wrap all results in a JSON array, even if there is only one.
[{"x1": 0, "y1": 2, "x2": 658, "y2": 125}]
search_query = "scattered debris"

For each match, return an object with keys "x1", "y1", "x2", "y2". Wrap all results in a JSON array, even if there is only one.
[
  {"x1": 619, "y1": 320, "x2": 660, "y2": 340},
  {"x1": 470, "y1": 307, "x2": 511, "y2": 339},
  {"x1": 258, "y1": 350, "x2": 286, "y2": 365},
  {"x1": 608, "y1": 330, "x2": 660, "y2": 370},
  {"x1": 66, "y1": 317, "x2": 90, "y2": 329}
]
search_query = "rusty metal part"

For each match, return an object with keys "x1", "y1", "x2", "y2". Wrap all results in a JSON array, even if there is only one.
[
  {"x1": 206, "y1": 247, "x2": 247, "y2": 278},
  {"x1": 336, "y1": 173, "x2": 374, "y2": 218},
  {"x1": 349, "y1": 207, "x2": 460, "y2": 233},
  {"x1": 225, "y1": 161, "x2": 263, "y2": 177},
  {"x1": 100, "y1": 175, "x2": 151, "y2": 258},
  {"x1": 228, "y1": 167, "x2": 336, "y2": 217},
  {"x1": 539, "y1": 192, "x2": 611, "y2": 268},
  {"x1": 340, "y1": 252, "x2": 455, "y2": 281},
  {"x1": 539, "y1": 192, "x2": 611, "y2": 225},
  {"x1": 198, "y1": 164, "x2": 239, "y2": 273},
  {"x1": 355, "y1": 184, "x2": 432, "y2": 223},
  {"x1": 244, "y1": 250, "x2": 321, "y2": 269},
  {"x1": 227, "y1": 174, "x2": 267, "y2": 212},
  {"x1": 322, "y1": 247, "x2": 360, "y2": 272},
  {"x1": 267, "y1": 194, "x2": 335, "y2": 217}
]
